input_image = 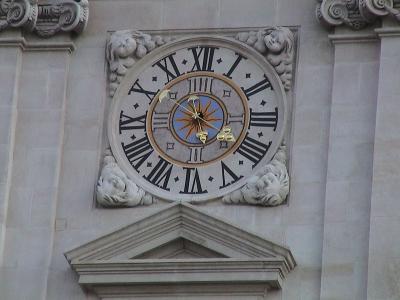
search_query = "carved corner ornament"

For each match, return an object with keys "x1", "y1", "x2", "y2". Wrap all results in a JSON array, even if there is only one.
[
  {"x1": 223, "y1": 144, "x2": 289, "y2": 207},
  {"x1": 235, "y1": 27, "x2": 295, "y2": 91},
  {"x1": 96, "y1": 149, "x2": 155, "y2": 207},
  {"x1": 0, "y1": 0, "x2": 89, "y2": 37},
  {"x1": 106, "y1": 30, "x2": 172, "y2": 96},
  {"x1": 316, "y1": 0, "x2": 400, "y2": 30}
]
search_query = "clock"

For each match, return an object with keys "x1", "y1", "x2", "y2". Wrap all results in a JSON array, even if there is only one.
[{"x1": 108, "y1": 36, "x2": 287, "y2": 202}]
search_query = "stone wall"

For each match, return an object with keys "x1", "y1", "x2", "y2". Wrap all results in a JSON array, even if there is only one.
[{"x1": 0, "y1": 0, "x2": 398, "y2": 299}]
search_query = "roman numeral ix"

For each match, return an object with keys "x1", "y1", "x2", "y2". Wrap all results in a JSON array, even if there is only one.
[{"x1": 119, "y1": 111, "x2": 146, "y2": 133}]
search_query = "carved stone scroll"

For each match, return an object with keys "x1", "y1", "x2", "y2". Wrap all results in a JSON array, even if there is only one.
[
  {"x1": 0, "y1": 0, "x2": 89, "y2": 37},
  {"x1": 223, "y1": 144, "x2": 289, "y2": 207},
  {"x1": 316, "y1": 0, "x2": 400, "y2": 30},
  {"x1": 235, "y1": 27, "x2": 295, "y2": 91},
  {"x1": 0, "y1": 0, "x2": 38, "y2": 32},
  {"x1": 106, "y1": 30, "x2": 172, "y2": 96},
  {"x1": 96, "y1": 149, "x2": 154, "y2": 208}
]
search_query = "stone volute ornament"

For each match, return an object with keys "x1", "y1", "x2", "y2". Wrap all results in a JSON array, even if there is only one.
[
  {"x1": 223, "y1": 144, "x2": 289, "y2": 207},
  {"x1": 316, "y1": 0, "x2": 400, "y2": 30},
  {"x1": 0, "y1": 0, "x2": 89, "y2": 37},
  {"x1": 96, "y1": 149, "x2": 154, "y2": 207}
]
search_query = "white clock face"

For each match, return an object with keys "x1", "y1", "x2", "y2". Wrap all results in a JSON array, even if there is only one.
[{"x1": 109, "y1": 36, "x2": 286, "y2": 202}]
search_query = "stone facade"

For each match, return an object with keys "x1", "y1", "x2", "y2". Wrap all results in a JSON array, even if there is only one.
[{"x1": 0, "y1": 0, "x2": 399, "y2": 299}]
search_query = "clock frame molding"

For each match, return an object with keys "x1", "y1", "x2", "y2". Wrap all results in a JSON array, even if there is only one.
[{"x1": 97, "y1": 27, "x2": 297, "y2": 208}]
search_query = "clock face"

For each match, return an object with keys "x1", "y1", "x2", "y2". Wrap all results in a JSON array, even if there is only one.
[{"x1": 109, "y1": 36, "x2": 286, "y2": 202}]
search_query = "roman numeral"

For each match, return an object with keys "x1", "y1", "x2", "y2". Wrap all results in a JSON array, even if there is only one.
[
  {"x1": 242, "y1": 75, "x2": 272, "y2": 99},
  {"x1": 128, "y1": 79, "x2": 159, "y2": 103},
  {"x1": 144, "y1": 157, "x2": 173, "y2": 191},
  {"x1": 153, "y1": 53, "x2": 181, "y2": 83},
  {"x1": 180, "y1": 168, "x2": 207, "y2": 194},
  {"x1": 119, "y1": 111, "x2": 146, "y2": 133},
  {"x1": 189, "y1": 46, "x2": 218, "y2": 72},
  {"x1": 249, "y1": 107, "x2": 278, "y2": 131},
  {"x1": 188, "y1": 77, "x2": 213, "y2": 94},
  {"x1": 153, "y1": 112, "x2": 169, "y2": 130},
  {"x1": 121, "y1": 134, "x2": 154, "y2": 171},
  {"x1": 235, "y1": 134, "x2": 272, "y2": 168},
  {"x1": 187, "y1": 147, "x2": 203, "y2": 164},
  {"x1": 223, "y1": 53, "x2": 247, "y2": 79},
  {"x1": 220, "y1": 162, "x2": 243, "y2": 189}
]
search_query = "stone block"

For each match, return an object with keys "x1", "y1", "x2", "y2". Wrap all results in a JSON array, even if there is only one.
[
  {"x1": 219, "y1": 0, "x2": 277, "y2": 27},
  {"x1": 162, "y1": 0, "x2": 219, "y2": 29},
  {"x1": 14, "y1": 109, "x2": 63, "y2": 148}
]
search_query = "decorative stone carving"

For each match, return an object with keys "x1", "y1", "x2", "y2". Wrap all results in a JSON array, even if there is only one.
[
  {"x1": 236, "y1": 27, "x2": 294, "y2": 91},
  {"x1": 107, "y1": 30, "x2": 171, "y2": 96},
  {"x1": 65, "y1": 203, "x2": 296, "y2": 298},
  {"x1": 96, "y1": 149, "x2": 154, "y2": 207},
  {"x1": 223, "y1": 144, "x2": 289, "y2": 207},
  {"x1": 316, "y1": 0, "x2": 400, "y2": 30},
  {"x1": 0, "y1": 0, "x2": 89, "y2": 37},
  {"x1": 0, "y1": 0, "x2": 38, "y2": 32},
  {"x1": 34, "y1": 0, "x2": 89, "y2": 37}
]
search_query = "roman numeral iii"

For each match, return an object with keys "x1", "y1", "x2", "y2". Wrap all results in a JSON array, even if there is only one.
[{"x1": 249, "y1": 107, "x2": 278, "y2": 131}]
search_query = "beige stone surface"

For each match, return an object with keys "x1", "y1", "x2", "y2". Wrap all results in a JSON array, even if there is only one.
[{"x1": 0, "y1": 0, "x2": 398, "y2": 299}]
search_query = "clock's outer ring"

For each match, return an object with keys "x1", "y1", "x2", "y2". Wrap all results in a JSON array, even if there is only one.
[{"x1": 108, "y1": 35, "x2": 287, "y2": 203}]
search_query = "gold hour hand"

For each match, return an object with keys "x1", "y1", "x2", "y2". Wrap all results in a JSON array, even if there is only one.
[
  {"x1": 196, "y1": 130, "x2": 208, "y2": 144},
  {"x1": 217, "y1": 126, "x2": 235, "y2": 142}
]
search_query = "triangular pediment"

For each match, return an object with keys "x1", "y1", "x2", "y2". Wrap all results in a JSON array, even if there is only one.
[{"x1": 65, "y1": 203, "x2": 296, "y2": 297}]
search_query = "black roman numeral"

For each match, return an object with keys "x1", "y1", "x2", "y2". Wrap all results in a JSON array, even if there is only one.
[
  {"x1": 249, "y1": 107, "x2": 278, "y2": 131},
  {"x1": 180, "y1": 168, "x2": 207, "y2": 194},
  {"x1": 153, "y1": 53, "x2": 181, "y2": 83},
  {"x1": 144, "y1": 157, "x2": 173, "y2": 191},
  {"x1": 119, "y1": 111, "x2": 146, "y2": 133},
  {"x1": 128, "y1": 79, "x2": 159, "y2": 103},
  {"x1": 189, "y1": 46, "x2": 218, "y2": 72},
  {"x1": 242, "y1": 75, "x2": 273, "y2": 99},
  {"x1": 188, "y1": 77, "x2": 213, "y2": 94},
  {"x1": 235, "y1": 134, "x2": 272, "y2": 168},
  {"x1": 122, "y1": 134, "x2": 154, "y2": 171},
  {"x1": 223, "y1": 53, "x2": 247, "y2": 79},
  {"x1": 220, "y1": 162, "x2": 243, "y2": 189}
]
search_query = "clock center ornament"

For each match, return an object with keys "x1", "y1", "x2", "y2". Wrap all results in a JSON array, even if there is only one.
[{"x1": 97, "y1": 28, "x2": 295, "y2": 207}]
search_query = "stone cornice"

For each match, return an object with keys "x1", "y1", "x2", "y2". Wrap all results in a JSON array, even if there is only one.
[
  {"x1": 0, "y1": 0, "x2": 89, "y2": 37},
  {"x1": 316, "y1": 0, "x2": 400, "y2": 30}
]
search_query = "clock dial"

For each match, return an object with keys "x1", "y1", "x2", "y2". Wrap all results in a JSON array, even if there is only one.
[{"x1": 109, "y1": 37, "x2": 286, "y2": 202}]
